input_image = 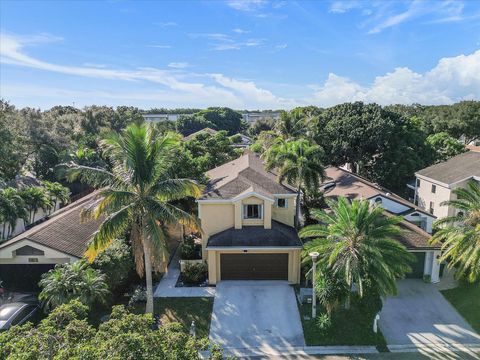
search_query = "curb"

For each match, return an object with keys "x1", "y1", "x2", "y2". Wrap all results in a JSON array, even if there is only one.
[{"x1": 388, "y1": 342, "x2": 480, "y2": 353}]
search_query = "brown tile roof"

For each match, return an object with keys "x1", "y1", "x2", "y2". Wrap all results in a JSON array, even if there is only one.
[
  {"x1": 206, "y1": 221, "x2": 302, "y2": 248},
  {"x1": 415, "y1": 151, "x2": 480, "y2": 185},
  {"x1": 0, "y1": 192, "x2": 102, "y2": 258},
  {"x1": 387, "y1": 213, "x2": 438, "y2": 250},
  {"x1": 322, "y1": 167, "x2": 432, "y2": 217},
  {"x1": 201, "y1": 151, "x2": 296, "y2": 200}
]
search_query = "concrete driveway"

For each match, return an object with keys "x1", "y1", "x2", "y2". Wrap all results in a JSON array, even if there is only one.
[
  {"x1": 209, "y1": 281, "x2": 305, "y2": 351},
  {"x1": 379, "y1": 279, "x2": 480, "y2": 348}
]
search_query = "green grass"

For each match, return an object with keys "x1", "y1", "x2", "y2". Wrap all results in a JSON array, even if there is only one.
[
  {"x1": 296, "y1": 293, "x2": 387, "y2": 348},
  {"x1": 152, "y1": 297, "x2": 214, "y2": 339},
  {"x1": 441, "y1": 282, "x2": 480, "y2": 333}
]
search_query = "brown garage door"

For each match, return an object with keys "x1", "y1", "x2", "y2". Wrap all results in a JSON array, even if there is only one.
[{"x1": 220, "y1": 253, "x2": 288, "y2": 280}]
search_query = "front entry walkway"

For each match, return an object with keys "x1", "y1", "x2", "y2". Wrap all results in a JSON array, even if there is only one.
[
  {"x1": 209, "y1": 281, "x2": 305, "y2": 353},
  {"x1": 379, "y1": 280, "x2": 480, "y2": 350}
]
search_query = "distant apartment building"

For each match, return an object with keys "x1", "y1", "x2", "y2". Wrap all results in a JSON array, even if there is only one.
[
  {"x1": 414, "y1": 151, "x2": 480, "y2": 219},
  {"x1": 142, "y1": 113, "x2": 181, "y2": 122},
  {"x1": 242, "y1": 112, "x2": 281, "y2": 123}
]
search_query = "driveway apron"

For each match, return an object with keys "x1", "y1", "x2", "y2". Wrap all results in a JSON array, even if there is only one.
[{"x1": 209, "y1": 281, "x2": 305, "y2": 351}]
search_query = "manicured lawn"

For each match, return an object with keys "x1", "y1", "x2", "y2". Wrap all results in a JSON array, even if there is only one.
[
  {"x1": 296, "y1": 294, "x2": 387, "y2": 349},
  {"x1": 153, "y1": 297, "x2": 214, "y2": 339},
  {"x1": 441, "y1": 282, "x2": 480, "y2": 333}
]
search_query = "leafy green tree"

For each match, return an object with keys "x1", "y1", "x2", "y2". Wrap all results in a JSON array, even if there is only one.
[
  {"x1": 430, "y1": 180, "x2": 480, "y2": 282},
  {"x1": 19, "y1": 186, "x2": 52, "y2": 224},
  {"x1": 184, "y1": 131, "x2": 242, "y2": 173},
  {"x1": 264, "y1": 138, "x2": 325, "y2": 228},
  {"x1": 42, "y1": 180, "x2": 71, "y2": 212},
  {"x1": 0, "y1": 187, "x2": 28, "y2": 239},
  {"x1": 176, "y1": 114, "x2": 215, "y2": 136},
  {"x1": 39, "y1": 261, "x2": 109, "y2": 309},
  {"x1": 300, "y1": 197, "x2": 414, "y2": 307},
  {"x1": 426, "y1": 132, "x2": 467, "y2": 163},
  {"x1": 0, "y1": 300, "x2": 223, "y2": 360},
  {"x1": 67, "y1": 123, "x2": 202, "y2": 313},
  {"x1": 274, "y1": 110, "x2": 308, "y2": 140},
  {"x1": 247, "y1": 118, "x2": 275, "y2": 137},
  {"x1": 196, "y1": 107, "x2": 245, "y2": 135}
]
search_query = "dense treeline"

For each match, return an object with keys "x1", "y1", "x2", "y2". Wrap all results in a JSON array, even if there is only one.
[{"x1": 1, "y1": 100, "x2": 478, "y2": 194}]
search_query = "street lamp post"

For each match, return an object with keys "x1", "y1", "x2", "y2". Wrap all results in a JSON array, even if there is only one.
[{"x1": 309, "y1": 251, "x2": 319, "y2": 319}]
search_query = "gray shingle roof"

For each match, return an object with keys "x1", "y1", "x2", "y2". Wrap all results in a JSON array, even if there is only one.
[
  {"x1": 206, "y1": 221, "x2": 302, "y2": 248},
  {"x1": 0, "y1": 192, "x2": 102, "y2": 258},
  {"x1": 416, "y1": 151, "x2": 480, "y2": 185},
  {"x1": 202, "y1": 151, "x2": 296, "y2": 200}
]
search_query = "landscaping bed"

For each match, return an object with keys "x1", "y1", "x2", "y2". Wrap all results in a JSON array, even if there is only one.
[
  {"x1": 296, "y1": 290, "x2": 387, "y2": 349},
  {"x1": 441, "y1": 282, "x2": 480, "y2": 333}
]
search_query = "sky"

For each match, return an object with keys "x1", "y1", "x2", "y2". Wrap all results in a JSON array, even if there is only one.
[{"x1": 1, "y1": 0, "x2": 479, "y2": 110}]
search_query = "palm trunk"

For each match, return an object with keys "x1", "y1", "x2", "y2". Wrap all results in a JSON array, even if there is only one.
[
  {"x1": 295, "y1": 187, "x2": 301, "y2": 229},
  {"x1": 143, "y1": 243, "x2": 154, "y2": 314}
]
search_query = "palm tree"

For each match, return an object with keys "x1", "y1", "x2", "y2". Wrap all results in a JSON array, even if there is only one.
[
  {"x1": 300, "y1": 197, "x2": 414, "y2": 307},
  {"x1": 19, "y1": 186, "x2": 52, "y2": 224},
  {"x1": 39, "y1": 261, "x2": 109, "y2": 309},
  {"x1": 0, "y1": 188, "x2": 28, "y2": 239},
  {"x1": 274, "y1": 110, "x2": 307, "y2": 140},
  {"x1": 66, "y1": 123, "x2": 202, "y2": 313},
  {"x1": 264, "y1": 138, "x2": 325, "y2": 228},
  {"x1": 430, "y1": 180, "x2": 480, "y2": 282},
  {"x1": 43, "y1": 181, "x2": 70, "y2": 213}
]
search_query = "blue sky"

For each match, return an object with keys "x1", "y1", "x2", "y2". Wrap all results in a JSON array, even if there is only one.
[{"x1": 1, "y1": 0, "x2": 479, "y2": 110}]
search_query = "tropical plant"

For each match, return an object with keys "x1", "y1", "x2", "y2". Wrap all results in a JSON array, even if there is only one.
[
  {"x1": 39, "y1": 261, "x2": 109, "y2": 309},
  {"x1": 0, "y1": 187, "x2": 28, "y2": 239},
  {"x1": 264, "y1": 138, "x2": 325, "y2": 228},
  {"x1": 313, "y1": 267, "x2": 348, "y2": 316},
  {"x1": 66, "y1": 123, "x2": 202, "y2": 313},
  {"x1": 430, "y1": 180, "x2": 480, "y2": 282},
  {"x1": 18, "y1": 186, "x2": 52, "y2": 224},
  {"x1": 42, "y1": 180, "x2": 70, "y2": 212},
  {"x1": 300, "y1": 197, "x2": 414, "y2": 307}
]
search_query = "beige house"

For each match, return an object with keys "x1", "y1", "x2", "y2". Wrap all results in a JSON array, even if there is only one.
[
  {"x1": 321, "y1": 167, "x2": 441, "y2": 282},
  {"x1": 415, "y1": 151, "x2": 480, "y2": 219},
  {"x1": 0, "y1": 192, "x2": 101, "y2": 290},
  {"x1": 197, "y1": 151, "x2": 302, "y2": 285}
]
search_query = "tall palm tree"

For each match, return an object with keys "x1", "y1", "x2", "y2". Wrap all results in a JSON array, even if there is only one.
[
  {"x1": 67, "y1": 123, "x2": 202, "y2": 313},
  {"x1": 264, "y1": 138, "x2": 325, "y2": 228},
  {"x1": 19, "y1": 186, "x2": 52, "y2": 224},
  {"x1": 274, "y1": 110, "x2": 307, "y2": 140},
  {"x1": 300, "y1": 197, "x2": 414, "y2": 307},
  {"x1": 430, "y1": 180, "x2": 480, "y2": 282},
  {"x1": 43, "y1": 181, "x2": 70, "y2": 213},
  {"x1": 0, "y1": 188, "x2": 28, "y2": 239}
]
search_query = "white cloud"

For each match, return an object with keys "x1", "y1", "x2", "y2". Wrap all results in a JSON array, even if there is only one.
[
  {"x1": 167, "y1": 62, "x2": 190, "y2": 69},
  {"x1": 329, "y1": 0, "x2": 362, "y2": 14},
  {"x1": 275, "y1": 43, "x2": 288, "y2": 49},
  {"x1": 226, "y1": 0, "x2": 266, "y2": 12},
  {"x1": 310, "y1": 50, "x2": 480, "y2": 106},
  {"x1": 232, "y1": 28, "x2": 250, "y2": 34},
  {"x1": 156, "y1": 21, "x2": 178, "y2": 27}
]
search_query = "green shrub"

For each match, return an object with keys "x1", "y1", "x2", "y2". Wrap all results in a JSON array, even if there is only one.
[
  {"x1": 181, "y1": 235, "x2": 197, "y2": 260},
  {"x1": 182, "y1": 263, "x2": 207, "y2": 285},
  {"x1": 92, "y1": 238, "x2": 135, "y2": 294},
  {"x1": 316, "y1": 313, "x2": 331, "y2": 331}
]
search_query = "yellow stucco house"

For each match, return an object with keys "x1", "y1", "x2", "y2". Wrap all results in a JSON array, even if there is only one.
[{"x1": 197, "y1": 151, "x2": 302, "y2": 285}]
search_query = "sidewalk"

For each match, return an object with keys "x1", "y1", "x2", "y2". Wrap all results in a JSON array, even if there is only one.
[{"x1": 153, "y1": 248, "x2": 215, "y2": 298}]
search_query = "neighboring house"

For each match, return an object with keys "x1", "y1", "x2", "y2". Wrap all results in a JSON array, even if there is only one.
[
  {"x1": 184, "y1": 128, "x2": 252, "y2": 148},
  {"x1": 231, "y1": 133, "x2": 253, "y2": 148},
  {"x1": 321, "y1": 167, "x2": 441, "y2": 282},
  {"x1": 414, "y1": 151, "x2": 480, "y2": 219},
  {"x1": 0, "y1": 192, "x2": 101, "y2": 290},
  {"x1": 197, "y1": 151, "x2": 301, "y2": 285},
  {"x1": 142, "y1": 113, "x2": 181, "y2": 122}
]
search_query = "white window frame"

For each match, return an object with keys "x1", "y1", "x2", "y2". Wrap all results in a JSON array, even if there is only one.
[{"x1": 243, "y1": 204, "x2": 263, "y2": 219}]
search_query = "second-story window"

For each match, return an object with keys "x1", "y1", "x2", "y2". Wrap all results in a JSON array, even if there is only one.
[
  {"x1": 243, "y1": 204, "x2": 262, "y2": 219},
  {"x1": 429, "y1": 201, "x2": 435, "y2": 214},
  {"x1": 431, "y1": 184, "x2": 436, "y2": 193},
  {"x1": 276, "y1": 198, "x2": 287, "y2": 208}
]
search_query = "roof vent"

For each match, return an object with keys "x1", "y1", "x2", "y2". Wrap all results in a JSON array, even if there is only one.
[{"x1": 385, "y1": 192, "x2": 391, "y2": 197}]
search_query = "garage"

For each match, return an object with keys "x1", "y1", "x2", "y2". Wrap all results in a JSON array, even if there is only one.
[
  {"x1": 407, "y1": 252, "x2": 426, "y2": 278},
  {"x1": 220, "y1": 253, "x2": 288, "y2": 280},
  {"x1": 0, "y1": 264, "x2": 55, "y2": 291}
]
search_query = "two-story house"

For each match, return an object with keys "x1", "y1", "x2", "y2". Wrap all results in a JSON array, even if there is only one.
[
  {"x1": 197, "y1": 151, "x2": 302, "y2": 285},
  {"x1": 414, "y1": 151, "x2": 480, "y2": 219}
]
